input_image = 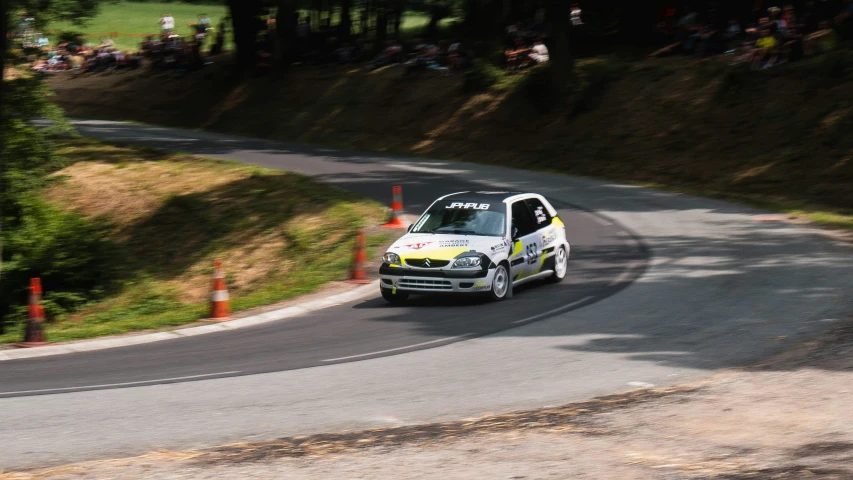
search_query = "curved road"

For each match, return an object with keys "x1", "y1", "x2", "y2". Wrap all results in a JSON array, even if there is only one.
[{"x1": 1, "y1": 120, "x2": 851, "y2": 470}]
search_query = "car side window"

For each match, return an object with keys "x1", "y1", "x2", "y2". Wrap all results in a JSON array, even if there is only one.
[
  {"x1": 511, "y1": 201, "x2": 537, "y2": 238},
  {"x1": 525, "y1": 198, "x2": 552, "y2": 228}
]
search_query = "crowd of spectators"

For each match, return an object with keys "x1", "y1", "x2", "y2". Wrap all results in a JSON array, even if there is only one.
[
  {"x1": 22, "y1": 12, "x2": 228, "y2": 75},
  {"x1": 362, "y1": 39, "x2": 472, "y2": 74},
  {"x1": 500, "y1": 3, "x2": 582, "y2": 72},
  {"x1": 648, "y1": 1, "x2": 853, "y2": 69},
  {"x1": 30, "y1": 37, "x2": 143, "y2": 74}
]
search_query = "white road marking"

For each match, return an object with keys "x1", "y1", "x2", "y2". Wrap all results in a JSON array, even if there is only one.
[
  {"x1": 321, "y1": 335, "x2": 474, "y2": 362},
  {"x1": 0, "y1": 371, "x2": 241, "y2": 396},
  {"x1": 511, "y1": 296, "x2": 595, "y2": 325}
]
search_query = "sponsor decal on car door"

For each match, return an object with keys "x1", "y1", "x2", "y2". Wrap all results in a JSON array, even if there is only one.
[{"x1": 510, "y1": 200, "x2": 543, "y2": 280}]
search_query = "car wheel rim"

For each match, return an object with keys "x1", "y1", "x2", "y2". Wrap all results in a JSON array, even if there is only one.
[
  {"x1": 493, "y1": 266, "x2": 508, "y2": 297},
  {"x1": 555, "y1": 248, "x2": 567, "y2": 278}
]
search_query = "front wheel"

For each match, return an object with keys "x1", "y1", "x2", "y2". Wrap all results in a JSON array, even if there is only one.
[
  {"x1": 548, "y1": 246, "x2": 568, "y2": 283},
  {"x1": 488, "y1": 263, "x2": 512, "y2": 301},
  {"x1": 381, "y1": 287, "x2": 409, "y2": 304}
]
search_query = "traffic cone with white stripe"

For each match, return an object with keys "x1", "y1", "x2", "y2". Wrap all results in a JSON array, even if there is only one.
[
  {"x1": 382, "y1": 185, "x2": 407, "y2": 229},
  {"x1": 13, "y1": 278, "x2": 51, "y2": 347},
  {"x1": 345, "y1": 230, "x2": 372, "y2": 285},
  {"x1": 209, "y1": 261, "x2": 231, "y2": 320}
]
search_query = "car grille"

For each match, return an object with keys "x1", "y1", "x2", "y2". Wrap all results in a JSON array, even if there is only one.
[
  {"x1": 399, "y1": 279, "x2": 453, "y2": 290},
  {"x1": 404, "y1": 258, "x2": 450, "y2": 268}
]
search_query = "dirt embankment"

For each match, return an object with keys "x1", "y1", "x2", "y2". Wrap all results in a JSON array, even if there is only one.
[{"x1": 48, "y1": 51, "x2": 853, "y2": 228}]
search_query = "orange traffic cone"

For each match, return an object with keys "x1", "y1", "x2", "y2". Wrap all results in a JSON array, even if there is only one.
[
  {"x1": 382, "y1": 185, "x2": 407, "y2": 229},
  {"x1": 13, "y1": 278, "x2": 51, "y2": 348},
  {"x1": 345, "y1": 230, "x2": 372, "y2": 284},
  {"x1": 208, "y1": 261, "x2": 231, "y2": 320}
]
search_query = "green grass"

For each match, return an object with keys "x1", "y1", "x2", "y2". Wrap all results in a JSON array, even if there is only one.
[
  {"x1": 47, "y1": 2, "x2": 230, "y2": 52},
  {"x1": 44, "y1": 1, "x2": 457, "y2": 52},
  {"x1": 0, "y1": 138, "x2": 391, "y2": 344}
]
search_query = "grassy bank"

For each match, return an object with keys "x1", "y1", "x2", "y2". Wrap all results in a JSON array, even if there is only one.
[
  {"x1": 0, "y1": 138, "x2": 387, "y2": 344},
  {"x1": 47, "y1": 50, "x2": 853, "y2": 230}
]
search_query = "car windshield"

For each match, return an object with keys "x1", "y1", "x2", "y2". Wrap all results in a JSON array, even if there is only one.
[{"x1": 410, "y1": 200, "x2": 506, "y2": 237}]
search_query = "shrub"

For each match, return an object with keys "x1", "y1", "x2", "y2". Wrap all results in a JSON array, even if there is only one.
[{"x1": 0, "y1": 196, "x2": 118, "y2": 328}]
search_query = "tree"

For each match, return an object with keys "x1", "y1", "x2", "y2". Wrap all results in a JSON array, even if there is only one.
[
  {"x1": 546, "y1": 0, "x2": 571, "y2": 99},
  {"x1": 339, "y1": 0, "x2": 352, "y2": 40},
  {"x1": 1, "y1": 0, "x2": 106, "y2": 289},
  {"x1": 227, "y1": 0, "x2": 265, "y2": 71}
]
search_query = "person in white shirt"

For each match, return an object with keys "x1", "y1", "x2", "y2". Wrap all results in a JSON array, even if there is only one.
[
  {"x1": 160, "y1": 14, "x2": 175, "y2": 33},
  {"x1": 528, "y1": 39, "x2": 549, "y2": 64},
  {"x1": 571, "y1": 3, "x2": 583, "y2": 26}
]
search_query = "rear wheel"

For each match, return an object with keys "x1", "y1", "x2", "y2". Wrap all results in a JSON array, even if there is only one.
[
  {"x1": 489, "y1": 263, "x2": 512, "y2": 301},
  {"x1": 381, "y1": 287, "x2": 409, "y2": 304},
  {"x1": 548, "y1": 246, "x2": 568, "y2": 283}
]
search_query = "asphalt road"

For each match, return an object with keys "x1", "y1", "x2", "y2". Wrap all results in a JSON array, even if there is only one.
[
  {"x1": 1, "y1": 120, "x2": 850, "y2": 470},
  {"x1": 0, "y1": 122, "x2": 645, "y2": 397}
]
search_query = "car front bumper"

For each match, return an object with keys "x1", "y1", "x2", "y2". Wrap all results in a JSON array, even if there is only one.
[{"x1": 379, "y1": 266, "x2": 496, "y2": 293}]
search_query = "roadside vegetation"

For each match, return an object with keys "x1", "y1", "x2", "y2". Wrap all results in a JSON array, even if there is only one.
[
  {"x1": 48, "y1": 49, "x2": 853, "y2": 230},
  {"x1": 0, "y1": 135, "x2": 387, "y2": 344}
]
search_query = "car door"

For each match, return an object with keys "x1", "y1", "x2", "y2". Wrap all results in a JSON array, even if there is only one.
[{"x1": 510, "y1": 200, "x2": 543, "y2": 280}]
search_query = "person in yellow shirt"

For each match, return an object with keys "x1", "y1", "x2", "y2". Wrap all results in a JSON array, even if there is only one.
[
  {"x1": 752, "y1": 28, "x2": 778, "y2": 68},
  {"x1": 805, "y1": 20, "x2": 838, "y2": 55}
]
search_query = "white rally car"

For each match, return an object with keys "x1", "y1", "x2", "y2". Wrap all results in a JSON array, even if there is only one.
[{"x1": 379, "y1": 191, "x2": 570, "y2": 303}]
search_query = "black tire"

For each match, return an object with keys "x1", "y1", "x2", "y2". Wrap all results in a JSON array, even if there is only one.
[
  {"x1": 488, "y1": 263, "x2": 512, "y2": 301},
  {"x1": 548, "y1": 246, "x2": 569, "y2": 283},
  {"x1": 381, "y1": 287, "x2": 409, "y2": 304}
]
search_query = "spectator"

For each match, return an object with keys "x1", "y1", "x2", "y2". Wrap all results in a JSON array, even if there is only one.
[
  {"x1": 366, "y1": 40, "x2": 403, "y2": 70},
  {"x1": 725, "y1": 18, "x2": 743, "y2": 44},
  {"x1": 769, "y1": 6, "x2": 789, "y2": 35},
  {"x1": 783, "y1": 4, "x2": 798, "y2": 26},
  {"x1": 571, "y1": 3, "x2": 584, "y2": 26},
  {"x1": 753, "y1": 27, "x2": 779, "y2": 68},
  {"x1": 98, "y1": 36, "x2": 114, "y2": 49},
  {"x1": 781, "y1": 24, "x2": 805, "y2": 62},
  {"x1": 527, "y1": 38, "x2": 549, "y2": 65},
  {"x1": 211, "y1": 24, "x2": 226, "y2": 55},
  {"x1": 160, "y1": 13, "x2": 175, "y2": 34},
  {"x1": 199, "y1": 13, "x2": 212, "y2": 30},
  {"x1": 505, "y1": 36, "x2": 530, "y2": 70},
  {"x1": 805, "y1": 19, "x2": 838, "y2": 54}
]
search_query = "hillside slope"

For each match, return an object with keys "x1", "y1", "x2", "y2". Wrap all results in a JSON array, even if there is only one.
[{"x1": 48, "y1": 51, "x2": 853, "y2": 227}]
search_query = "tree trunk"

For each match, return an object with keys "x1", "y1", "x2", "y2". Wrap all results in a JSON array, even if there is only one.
[
  {"x1": 393, "y1": 0, "x2": 402, "y2": 38},
  {"x1": 339, "y1": 0, "x2": 352, "y2": 41},
  {"x1": 0, "y1": 0, "x2": 8, "y2": 287},
  {"x1": 425, "y1": 2, "x2": 449, "y2": 41},
  {"x1": 547, "y1": 0, "x2": 572, "y2": 99},
  {"x1": 227, "y1": 0, "x2": 263, "y2": 72},
  {"x1": 376, "y1": 1, "x2": 387, "y2": 46},
  {"x1": 275, "y1": 0, "x2": 297, "y2": 67}
]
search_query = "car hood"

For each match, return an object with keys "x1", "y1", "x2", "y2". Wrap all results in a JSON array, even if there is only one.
[{"x1": 388, "y1": 233, "x2": 510, "y2": 261}]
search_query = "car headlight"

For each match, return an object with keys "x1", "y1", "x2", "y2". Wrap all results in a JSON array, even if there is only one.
[
  {"x1": 383, "y1": 252, "x2": 401, "y2": 265},
  {"x1": 452, "y1": 256, "x2": 482, "y2": 268}
]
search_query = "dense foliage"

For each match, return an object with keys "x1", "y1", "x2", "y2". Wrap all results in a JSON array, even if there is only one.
[{"x1": 0, "y1": 78, "x2": 118, "y2": 334}]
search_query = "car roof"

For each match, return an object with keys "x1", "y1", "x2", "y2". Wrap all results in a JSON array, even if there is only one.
[{"x1": 440, "y1": 191, "x2": 527, "y2": 202}]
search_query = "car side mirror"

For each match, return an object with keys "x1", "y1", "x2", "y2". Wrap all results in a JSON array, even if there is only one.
[
  {"x1": 407, "y1": 224, "x2": 414, "y2": 233},
  {"x1": 511, "y1": 226, "x2": 519, "y2": 241}
]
